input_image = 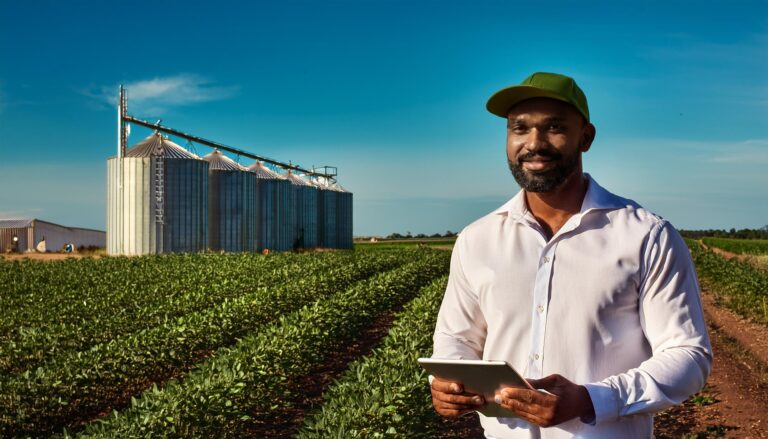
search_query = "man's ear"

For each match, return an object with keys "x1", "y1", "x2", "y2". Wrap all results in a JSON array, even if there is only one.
[{"x1": 580, "y1": 123, "x2": 596, "y2": 153}]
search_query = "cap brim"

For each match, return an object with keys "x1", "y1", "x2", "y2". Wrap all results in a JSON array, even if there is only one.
[{"x1": 485, "y1": 85, "x2": 574, "y2": 118}]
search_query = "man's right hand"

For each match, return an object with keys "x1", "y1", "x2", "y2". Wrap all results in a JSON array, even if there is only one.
[{"x1": 431, "y1": 377, "x2": 486, "y2": 417}]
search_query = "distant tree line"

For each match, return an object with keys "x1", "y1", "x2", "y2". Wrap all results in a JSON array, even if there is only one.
[
  {"x1": 384, "y1": 231, "x2": 458, "y2": 240},
  {"x1": 680, "y1": 227, "x2": 768, "y2": 240}
]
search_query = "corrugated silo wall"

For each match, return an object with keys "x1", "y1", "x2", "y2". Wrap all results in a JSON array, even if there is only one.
[
  {"x1": 321, "y1": 189, "x2": 338, "y2": 248},
  {"x1": 275, "y1": 179, "x2": 293, "y2": 251},
  {"x1": 256, "y1": 178, "x2": 291, "y2": 252},
  {"x1": 336, "y1": 191, "x2": 353, "y2": 249},
  {"x1": 255, "y1": 178, "x2": 272, "y2": 252},
  {"x1": 162, "y1": 159, "x2": 209, "y2": 253},
  {"x1": 107, "y1": 157, "x2": 156, "y2": 255},
  {"x1": 289, "y1": 182, "x2": 303, "y2": 249},
  {"x1": 302, "y1": 185, "x2": 319, "y2": 248},
  {"x1": 209, "y1": 170, "x2": 257, "y2": 252}
]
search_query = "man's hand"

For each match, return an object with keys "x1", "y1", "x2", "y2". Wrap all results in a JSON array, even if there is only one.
[
  {"x1": 494, "y1": 374, "x2": 595, "y2": 427},
  {"x1": 431, "y1": 377, "x2": 486, "y2": 417}
]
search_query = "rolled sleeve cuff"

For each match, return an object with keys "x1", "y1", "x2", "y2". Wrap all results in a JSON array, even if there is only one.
[{"x1": 583, "y1": 382, "x2": 620, "y2": 425}]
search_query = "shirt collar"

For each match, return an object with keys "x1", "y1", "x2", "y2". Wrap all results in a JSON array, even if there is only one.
[{"x1": 494, "y1": 173, "x2": 629, "y2": 221}]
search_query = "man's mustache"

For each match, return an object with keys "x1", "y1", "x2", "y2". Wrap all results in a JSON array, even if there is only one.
[{"x1": 516, "y1": 149, "x2": 563, "y2": 162}]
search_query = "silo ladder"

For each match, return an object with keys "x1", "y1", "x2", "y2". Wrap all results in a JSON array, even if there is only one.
[{"x1": 154, "y1": 157, "x2": 165, "y2": 224}]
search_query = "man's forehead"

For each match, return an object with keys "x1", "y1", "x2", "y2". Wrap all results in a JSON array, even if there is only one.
[{"x1": 506, "y1": 98, "x2": 580, "y2": 121}]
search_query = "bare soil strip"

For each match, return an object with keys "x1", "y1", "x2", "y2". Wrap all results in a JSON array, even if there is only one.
[
  {"x1": 700, "y1": 289, "x2": 768, "y2": 369},
  {"x1": 245, "y1": 310, "x2": 399, "y2": 437}
]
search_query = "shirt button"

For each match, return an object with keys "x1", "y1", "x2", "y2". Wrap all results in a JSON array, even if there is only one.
[
  {"x1": 534, "y1": 354, "x2": 540, "y2": 360},
  {"x1": 537, "y1": 305, "x2": 544, "y2": 313},
  {"x1": 542, "y1": 256, "x2": 550, "y2": 263}
]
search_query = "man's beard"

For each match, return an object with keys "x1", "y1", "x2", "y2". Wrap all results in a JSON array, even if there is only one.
[{"x1": 508, "y1": 149, "x2": 580, "y2": 193}]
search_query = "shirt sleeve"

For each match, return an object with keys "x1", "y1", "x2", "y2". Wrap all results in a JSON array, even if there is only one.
[
  {"x1": 432, "y1": 231, "x2": 487, "y2": 360},
  {"x1": 584, "y1": 221, "x2": 713, "y2": 424}
]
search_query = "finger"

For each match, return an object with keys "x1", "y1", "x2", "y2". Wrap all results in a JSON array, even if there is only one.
[
  {"x1": 501, "y1": 388, "x2": 555, "y2": 407},
  {"x1": 494, "y1": 394, "x2": 550, "y2": 418},
  {"x1": 526, "y1": 374, "x2": 560, "y2": 390},
  {"x1": 432, "y1": 378, "x2": 463, "y2": 394},
  {"x1": 513, "y1": 408, "x2": 552, "y2": 428},
  {"x1": 435, "y1": 400, "x2": 482, "y2": 411},
  {"x1": 436, "y1": 407, "x2": 476, "y2": 418},
  {"x1": 433, "y1": 391, "x2": 485, "y2": 406}
]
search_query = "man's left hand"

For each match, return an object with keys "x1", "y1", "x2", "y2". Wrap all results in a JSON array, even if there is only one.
[{"x1": 494, "y1": 374, "x2": 595, "y2": 427}]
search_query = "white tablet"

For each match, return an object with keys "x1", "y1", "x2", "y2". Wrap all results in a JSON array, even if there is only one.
[{"x1": 418, "y1": 358, "x2": 533, "y2": 418}]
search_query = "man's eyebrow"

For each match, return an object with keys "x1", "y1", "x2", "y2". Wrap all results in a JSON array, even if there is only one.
[
  {"x1": 507, "y1": 116, "x2": 568, "y2": 127},
  {"x1": 541, "y1": 116, "x2": 568, "y2": 124}
]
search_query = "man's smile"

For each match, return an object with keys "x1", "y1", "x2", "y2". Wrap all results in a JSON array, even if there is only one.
[{"x1": 521, "y1": 157, "x2": 556, "y2": 171}]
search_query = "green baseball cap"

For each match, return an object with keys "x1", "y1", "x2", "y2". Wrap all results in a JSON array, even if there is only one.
[{"x1": 486, "y1": 72, "x2": 590, "y2": 121}]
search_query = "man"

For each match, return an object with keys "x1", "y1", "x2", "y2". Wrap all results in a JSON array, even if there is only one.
[{"x1": 430, "y1": 72, "x2": 711, "y2": 438}]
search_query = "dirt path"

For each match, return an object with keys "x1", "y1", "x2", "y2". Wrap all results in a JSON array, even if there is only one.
[{"x1": 655, "y1": 288, "x2": 768, "y2": 438}]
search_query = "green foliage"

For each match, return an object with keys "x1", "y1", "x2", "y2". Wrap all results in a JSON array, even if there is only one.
[
  {"x1": 689, "y1": 393, "x2": 716, "y2": 407},
  {"x1": 0, "y1": 252, "x2": 343, "y2": 375},
  {"x1": 74, "y1": 250, "x2": 449, "y2": 438},
  {"x1": 298, "y1": 276, "x2": 449, "y2": 438},
  {"x1": 0, "y1": 250, "x2": 414, "y2": 437},
  {"x1": 687, "y1": 241, "x2": 768, "y2": 324},
  {"x1": 702, "y1": 237, "x2": 768, "y2": 256},
  {"x1": 355, "y1": 240, "x2": 456, "y2": 251}
]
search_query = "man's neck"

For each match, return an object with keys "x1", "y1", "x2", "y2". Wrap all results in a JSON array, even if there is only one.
[{"x1": 524, "y1": 171, "x2": 588, "y2": 240}]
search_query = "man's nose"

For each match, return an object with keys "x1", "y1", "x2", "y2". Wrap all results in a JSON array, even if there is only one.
[{"x1": 524, "y1": 128, "x2": 549, "y2": 152}]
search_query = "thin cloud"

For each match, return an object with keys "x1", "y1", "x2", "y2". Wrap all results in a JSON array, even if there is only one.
[
  {"x1": 708, "y1": 139, "x2": 768, "y2": 164},
  {"x1": 80, "y1": 74, "x2": 239, "y2": 115},
  {"x1": 0, "y1": 208, "x2": 44, "y2": 219}
]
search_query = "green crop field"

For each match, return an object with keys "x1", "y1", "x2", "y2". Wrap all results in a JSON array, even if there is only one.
[
  {"x1": 686, "y1": 239, "x2": 768, "y2": 324},
  {"x1": 0, "y1": 249, "x2": 455, "y2": 437},
  {"x1": 355, "y1": 238, "x2": 457, "y2": 251},
  {"x1": 701, "y1": 237, "x2": 768, "y2": 256},
  {"x1": 2, "y1": 240, "x2": 765, "y2": 438}
]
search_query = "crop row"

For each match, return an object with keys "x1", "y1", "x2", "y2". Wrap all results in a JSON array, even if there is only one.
[
  {"x1": 688, "y1": 241, "x2": 768, "y2": 324},
  {"x1": 74, "y1": 250, "x2": 450, "y2": 438},
  {"x1": 0, "y1": 252, "x2": 354, "y2": 376},
  {"x1": 298, "y1": 276, "x2": 448, "y2": 438},
  {"x1": 0, "y1": 253, "x2": 298, "y2": 335},
  {"x1": 702, "y1": 237, "x2": 768, "y2": 256},
  {"x1": 0, "y1": 250, "x2": 411, "y2": 437}
]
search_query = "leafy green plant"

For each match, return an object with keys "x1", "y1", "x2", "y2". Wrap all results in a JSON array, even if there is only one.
[
  {"x1": 687, "y1": 241, "x2": 768, "y2": 324},
  {"x1": 73, "y1": 251, "x2": 449, "y2": 438},
  {"x1": 0, "y1": 251, "x2": 410, "y2": 437},
  {"x1": 298, "y1": 276, "x2": 449, "y2": 438},
  {"x1": 702, "y1": 237, "x2": 768, "y2": 256}
]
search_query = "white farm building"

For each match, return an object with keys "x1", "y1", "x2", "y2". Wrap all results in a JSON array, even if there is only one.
[{"x1": 0, "y1": 219, "x2": 105, "y2": 253}]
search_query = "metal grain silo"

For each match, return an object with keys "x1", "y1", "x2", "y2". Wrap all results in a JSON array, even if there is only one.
[
  {"x1": 313, "y1": 178, "x2": 337, "y2": 249},
  {"x1": 332, "y1": 182, "x2": 353, "y2": 249},
  {"x1": 285, "y1": 171, "x2": 319, "y2": 249},
  {"x1": 202, "y1": 150, "x2": 257, "y2": 252},
  {"x1": 107, "y1": 132, "x2": 208, "y2": 255},
  {"x1": 246, "y1": 161, "x2": 293, "y2": 252}
]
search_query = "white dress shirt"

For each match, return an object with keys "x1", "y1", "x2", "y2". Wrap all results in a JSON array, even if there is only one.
[{"x1": 432, "y1": 174, "x2": 711, "y2": 438}]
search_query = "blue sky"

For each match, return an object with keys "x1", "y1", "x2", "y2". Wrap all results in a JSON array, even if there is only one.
[{"x1": 0, "y1": 0, "x2": 766, "y2": 236}]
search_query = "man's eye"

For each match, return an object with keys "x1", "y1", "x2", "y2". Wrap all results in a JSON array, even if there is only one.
[
  {"x1": 549, "y1": 124, "x2": 565, "y2": 132},
  {"x1": 509, "y1": 125, "x2": 528, "y2": 134}
]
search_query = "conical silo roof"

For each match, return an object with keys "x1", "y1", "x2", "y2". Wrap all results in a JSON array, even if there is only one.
[
  {"x1": 247, "y1": 161, "x2": 284, "y2": 179},
  {"x1": 202, "y1": 149, "x2": 245, "y2": 171},
  {"x1": 284, "y1": 170, "x2": 312, "y2": 186},
  {"x1": 126, "y1": 132, "x2": 198, "y2": 159}
]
